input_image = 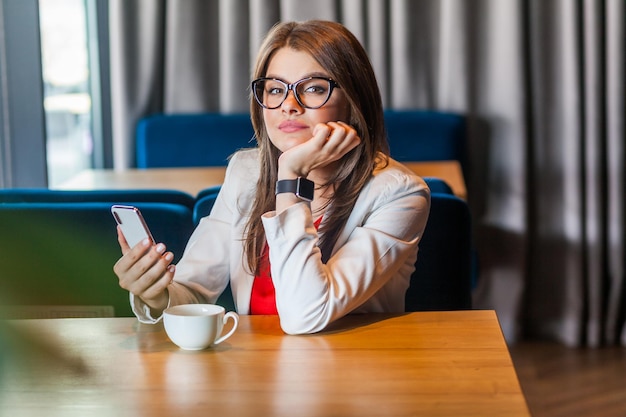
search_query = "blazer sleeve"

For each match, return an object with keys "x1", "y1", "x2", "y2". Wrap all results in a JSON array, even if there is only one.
[
  {"x1": 130, "y1": 150, "x2": 257, "y2": 323},
  {"x1": 262, "y1": 165, "x2": 430, "y2": 334}
]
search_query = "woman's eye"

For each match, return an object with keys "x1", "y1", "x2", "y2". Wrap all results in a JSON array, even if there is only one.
[
  {"x1": 303, "y1": 84, "x2": 326, "y2": 95},
  {"x1": 267, "y1": 87, "x2": 284, "y2": 96}
]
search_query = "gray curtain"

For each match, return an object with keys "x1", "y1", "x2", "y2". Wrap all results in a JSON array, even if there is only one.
[{"x1": 108, "y1": 0, "x2": 625, "y2": 347}]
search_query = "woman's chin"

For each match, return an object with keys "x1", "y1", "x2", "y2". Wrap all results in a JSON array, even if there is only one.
[{"x1": 271, "y1": 136, "x2": 311, "y2": 152}]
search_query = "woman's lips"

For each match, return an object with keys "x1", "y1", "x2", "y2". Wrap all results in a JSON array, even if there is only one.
[{"x1": 279, "y1": 120, "x2": 308, "y2": 133}]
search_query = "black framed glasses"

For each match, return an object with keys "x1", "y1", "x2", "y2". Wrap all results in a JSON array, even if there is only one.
[{"x1": 251, "y1": 77, "x2": 340, "y2": 109}]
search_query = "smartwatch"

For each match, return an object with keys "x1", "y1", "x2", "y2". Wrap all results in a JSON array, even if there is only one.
[{"x1": 275, "y1": 177, "x2": 314, "y2": 201}]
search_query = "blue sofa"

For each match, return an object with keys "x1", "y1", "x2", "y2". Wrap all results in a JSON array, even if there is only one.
[
  {"x1": 136, "y1": 110, "x2": 466, "y2": 168},
  {"x1": 192, "y1": 182, "x2": 472, "y2": 312},
  {"x1": 136, "y1": 113, "x2": 256, "y2": 168},
  {"x1": 383, "y1": 110, "x2": 466, "y2": 165},
  {"x1": 0, "y1": 201, "x2": 195, "y2": 318}
]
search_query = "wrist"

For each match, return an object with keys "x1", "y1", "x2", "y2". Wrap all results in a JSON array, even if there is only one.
[
  {"x1": 275, "y1": 177, "x2": 314, "y2": 202},
  {"x1": 142, "y1": 290, "x2": 169, "y2": 315},
  {"x1": 277, "y1": 168, "x2": 308, "y2": 181},
  {"x1": 277, "y1": 156, "x2": 309, "y2": 179}
]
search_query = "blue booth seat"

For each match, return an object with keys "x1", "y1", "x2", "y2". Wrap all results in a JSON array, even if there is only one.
[
  {"x1": 0, "y1": 202, "x2": 194, "y2": 318},
  {"x1": 193, "y1": 186, "x2": 221, "y2": 225},
  {"x1": 0, "y1": 188, "x2": 196, "y2": 210},
  {"x1": 191, "y1": 185, "x2": 472, "y2": 312},
  {"x1": 190, "y1": 187, "x2": 234, "y2": 311},
  {"x1": 136, "y1": 113, "x2": 256, "y2": 168},
  {"x1": 422, "y1": 177, "x2": 454, "y2": 195},
  {"x1": 406, "y1": 192, "x2": 473, "y2": 311},
  {"x1": 135, "y1": 110, "x2": 466, "y2": 169},
  {"x1": 384, "y1": 110, "x2": 466, "y2": 167},
  {"x1": 196, "y1": 185, "x2": 222, "y2": 201}
]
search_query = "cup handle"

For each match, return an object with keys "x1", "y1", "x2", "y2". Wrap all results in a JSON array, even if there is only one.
[{"x1": 214, "y1": 311, "x2": 239, "y2": 345}]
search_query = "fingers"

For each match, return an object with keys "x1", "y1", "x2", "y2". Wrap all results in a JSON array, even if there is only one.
[
  {"x1": 117, "y1": 225, "x2": 131, "y2": 255},
  {"x1": 133, "y1": 261, "x2": 175, "y2": 302},
  {"x1": 326, "y1": 121, "x2": 361, "y2": 152},
  {"x1": 114, "y1": 237, "x2": 152, "y2": 273},
  {"x1": 279, "y1": 121, "x2": 362, "y2": 178},
  {"x1": 113, "y1": 239, "x2": 176, "y2": 301},
  {"x1": 310, "y1": 121, "x2": 361, "y2": 163}
]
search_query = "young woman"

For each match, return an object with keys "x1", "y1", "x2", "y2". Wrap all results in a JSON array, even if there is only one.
[{"x1": 113, "y1": 20, "x2": 430, "y2": 335}]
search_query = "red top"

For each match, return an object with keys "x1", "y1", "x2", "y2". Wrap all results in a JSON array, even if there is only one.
[{"x1": 250, "y1": 216, "x2": 323, "y2": 315}]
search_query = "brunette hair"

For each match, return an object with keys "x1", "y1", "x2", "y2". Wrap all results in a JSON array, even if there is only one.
[{"x1": 244, "y1": 20, "x2": 389, "y2": 273}]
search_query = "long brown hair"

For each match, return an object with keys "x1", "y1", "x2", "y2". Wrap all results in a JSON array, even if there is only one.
[{"x1": 244, "y1": 20, "x2": 389, "y2": 273}]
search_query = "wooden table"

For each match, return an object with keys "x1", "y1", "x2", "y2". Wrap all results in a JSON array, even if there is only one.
[
  {"x1": 0, "y1": 311, "x2": 528, "y2": 416},
  {"x1": 56, "y1": 161, "x2": 467, "y2": 200},
  {"x1": 403, "y1": 160, "x2": 466, "y2": 199}
]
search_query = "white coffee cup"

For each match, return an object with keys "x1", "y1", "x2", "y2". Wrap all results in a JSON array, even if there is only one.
[{"x1": 163, "y1": 304, "x2": 239, "y2": 350}]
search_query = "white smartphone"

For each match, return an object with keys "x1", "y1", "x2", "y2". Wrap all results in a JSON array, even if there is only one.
[{"x1": 111, "y1": 205, "x2": 155, "y2": 248}]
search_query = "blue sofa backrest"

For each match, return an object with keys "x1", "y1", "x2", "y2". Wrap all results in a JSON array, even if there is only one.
[
  {"x1": 191, "y1": 184, "x2": 471, "y2": 312},
  {"x1": 405, "y1": 192, "x2": 473, "y2": 311},
  {"x1": 0, "y1": 188, "x2": 196, "y2": 210},
  {"x1": 384, "y1": 110, "x2": 466, "y2": 165},
  {"x1": 136, "y1": 110, "x2": 466, "y2": 168},
  {"x1": 136, "y1": 113, "x2": 256, "y2": 168},
  {"x1": 0, "y1": 202, "x2": 194, "y2": 317}
]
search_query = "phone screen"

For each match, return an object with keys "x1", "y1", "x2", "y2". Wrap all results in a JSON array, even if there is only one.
[{"x1": 111, "y1": 205, "x2": 155, "y2": 248}]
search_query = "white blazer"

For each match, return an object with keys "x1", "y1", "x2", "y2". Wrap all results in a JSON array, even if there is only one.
[{"x1": 132, "y1": 149, "x2": 430, "y2": 334}]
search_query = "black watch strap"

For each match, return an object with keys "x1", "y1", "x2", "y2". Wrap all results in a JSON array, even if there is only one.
[{"x1": 275, "y1": 177, "x2": 314, "y2": 201}]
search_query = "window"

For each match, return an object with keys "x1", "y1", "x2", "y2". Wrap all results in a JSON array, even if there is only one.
[
  {"x1": 0, "y1": 0, "x2": 108, "y2": 188},
  {"x1": 39, "y1": 0, "x2": 106, "y2": 187}
]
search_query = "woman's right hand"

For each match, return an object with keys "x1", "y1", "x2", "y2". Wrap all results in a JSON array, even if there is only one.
[
  {"x1": 113, "y1": 226, "x2": 175, "y2": 313},
  {"x1": 277, "y1": 121, "x2": 361, "y2": 179}
]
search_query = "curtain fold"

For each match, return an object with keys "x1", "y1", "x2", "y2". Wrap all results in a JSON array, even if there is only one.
[
  {"x1": 109, "y1": 0, "x2": 165, "y2": 169},
  {"x1": 581, "y1": 0, "x2": 607, "y2": 346},
  {"x1": 606, "y1": 0, "x2": 626, "y2": 346},
  {"x1": 108, "y1": 0, "x2": 626, "y2": 346},
  {"x1": 164, "y1": 0, "x2": 219, "y2": 112}
]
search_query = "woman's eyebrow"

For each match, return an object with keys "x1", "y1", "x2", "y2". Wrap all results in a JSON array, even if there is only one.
[{"x1": 264, "y1": 71, "x2": 331, "y2": 81}]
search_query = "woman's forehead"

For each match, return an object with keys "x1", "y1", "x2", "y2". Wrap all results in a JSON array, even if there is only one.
[{"x1": 265, "y1": 48, "x2": 328, "y2": 81}]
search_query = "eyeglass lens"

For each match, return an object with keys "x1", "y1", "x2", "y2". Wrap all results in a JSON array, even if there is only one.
[{"x1": 254, "y1": 78, "x2": 334, "y2": 109}]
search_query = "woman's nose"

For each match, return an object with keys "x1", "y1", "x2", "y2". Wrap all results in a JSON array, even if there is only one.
[{"x1": 281, "y1": 90, "x2": 303, "y2": 113}]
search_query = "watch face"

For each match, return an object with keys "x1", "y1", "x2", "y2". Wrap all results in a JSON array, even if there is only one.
[{"x1": 296, "y1": 178, "x2": 314, "y2": 201}]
